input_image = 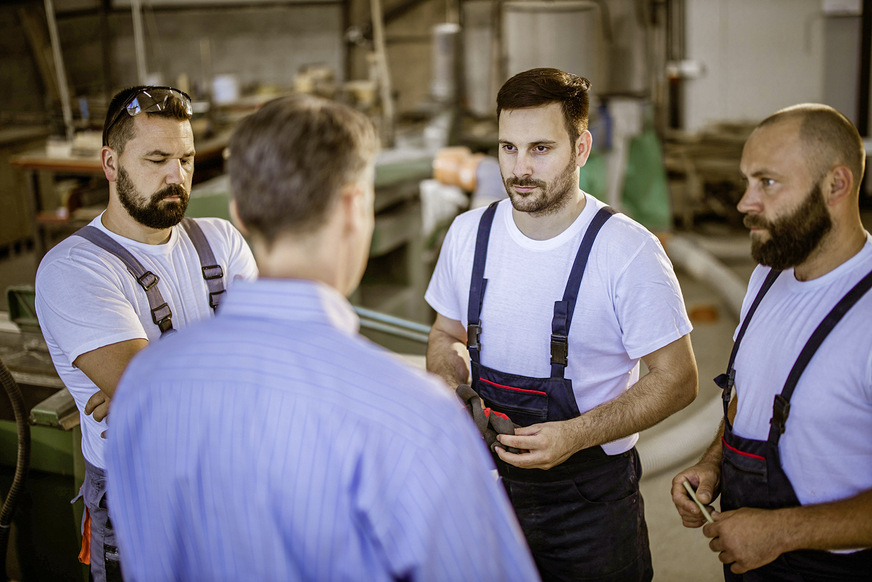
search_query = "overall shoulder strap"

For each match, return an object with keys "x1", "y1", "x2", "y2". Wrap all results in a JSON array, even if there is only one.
[
  {"x1": 180, "y1": 218, "x2": 225, "y2": 311},
  {"x1": 716, "y1": 268, "x2": 781, "y2": 422},
  {"x1": 74, "y1": 226, "x2": 174, "y2": 335},
  {"x1": 768, "y1": 267, "x2": 872, "y2": 443},
  {"x1": 550, "y1": 206, "x2": 616, "y2": 378},
  {"x1": 466, "y1": 201, "x2": 499, "y2": 362}
]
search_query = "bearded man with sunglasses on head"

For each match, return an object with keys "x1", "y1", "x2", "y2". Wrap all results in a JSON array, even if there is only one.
[{"x1": 35, "y1": 86, "x2": 257, "y2": 581}]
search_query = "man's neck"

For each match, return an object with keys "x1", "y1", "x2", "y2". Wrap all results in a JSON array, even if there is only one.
[
  {"x1": 793, "y1": 220, "x2": 868, "y2": 281},
  {"x1": 253, "y1": 232, "x2": 352, "y2": 296},
  {"x1": 101, "y1": 202, "x2": 174, "y2": 245},
  {"x1": 512, "y1": 191, "x2": 587, "y2": 241}
]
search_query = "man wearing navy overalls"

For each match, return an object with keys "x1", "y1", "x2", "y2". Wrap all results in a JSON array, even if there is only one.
[
  {"x1": 672, "y1": 104, "x2": 872, "y2": 581},
  {"x1": 425, "y1": 68, "x2": 699, "y2": 581}
]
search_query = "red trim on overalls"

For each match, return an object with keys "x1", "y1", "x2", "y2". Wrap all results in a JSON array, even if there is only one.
[
  {"x1": 722, "y1": 436, "x2": 766, "y2": 461},
  {"x1": 478, "y1": 378, "x2": 547, "y2": 396}
]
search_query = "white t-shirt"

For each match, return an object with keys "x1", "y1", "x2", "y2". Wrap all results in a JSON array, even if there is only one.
[
  {"x1": 35, "y1": 214, "x2": 258, "y2": 469},
  {"x1": 425, "y1": 195, "x2": 692, "y2": 455},
  {"x1": 732, "y1": 233, "x2": 872, "y2": 506}
]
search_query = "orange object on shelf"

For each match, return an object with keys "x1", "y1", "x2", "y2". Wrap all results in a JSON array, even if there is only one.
[{"x1": 432, "y1": 146, "x2": 486, "y2": 192}]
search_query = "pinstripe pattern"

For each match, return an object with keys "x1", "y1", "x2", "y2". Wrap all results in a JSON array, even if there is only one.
[{"x1": 105, "y1": 279, "x2": 540, "y2": 582}]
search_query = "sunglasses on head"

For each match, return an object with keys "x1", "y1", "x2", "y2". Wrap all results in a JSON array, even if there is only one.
[{"x1": 103, "y1": 86, "x2": 193, "y2": 145}]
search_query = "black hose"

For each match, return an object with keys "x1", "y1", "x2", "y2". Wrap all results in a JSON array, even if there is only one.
[{"x1": 0, "y1": 357, "x2": 31, "y2": 580}]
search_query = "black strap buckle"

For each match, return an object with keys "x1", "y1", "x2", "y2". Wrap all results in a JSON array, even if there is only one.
[
  {"x1": 550, "y1": 334, "x2": 568, "y2": 366},
  {"x1": 209, "y1": 290, "x2": 225, "y2": 309},
  {"x1": 151, "y1": 302, "x2": 173, "y2": 329},
  {"x1": 467, "y1": 324, "x2": 481, "y2": 351},
  {"x1": 202, "y1": 264, "x2": 224, "y2": 280},
  {"x1": 714, "y1": 369, "x2": 735, "y2": 391},
  {"x1": 137, "y1": 271, "x2": 159, "y2": 291},
  {"x1": 770, "y1": 394, "x2": 791, "y2": 435}
]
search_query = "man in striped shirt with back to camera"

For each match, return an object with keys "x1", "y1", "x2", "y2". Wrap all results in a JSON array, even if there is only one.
[{"x1": 104, "y1": 94, "x2": 540, "y2": 582}]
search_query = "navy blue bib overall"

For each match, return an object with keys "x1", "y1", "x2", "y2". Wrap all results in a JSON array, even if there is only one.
[
  {"x1": 467, "y1": 202, "x2": 652, "y2": 582},
  {"x1": 715, "y1": 268, "x2": 872, "y2": 581}
]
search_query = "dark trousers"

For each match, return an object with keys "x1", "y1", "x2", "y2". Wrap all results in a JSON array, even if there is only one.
[{"x1": 500, "y1": 448, "x2": 653, "y2": 582}]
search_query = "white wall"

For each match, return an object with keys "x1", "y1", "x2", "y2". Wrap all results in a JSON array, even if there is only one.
[{"x1": 683, "y1": 0, "x2": 827, "y2": 131}]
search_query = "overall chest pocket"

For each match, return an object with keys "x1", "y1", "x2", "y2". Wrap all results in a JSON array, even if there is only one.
[
  {"x1": 478, "y1": 377, "x2": 548, "y2": 423},
  {"x1": 473, "y1": 362, "x2": 569, "y2": 426},
  {"x1": 721, "y1": 438, "x2": 769, "y2": 511}
]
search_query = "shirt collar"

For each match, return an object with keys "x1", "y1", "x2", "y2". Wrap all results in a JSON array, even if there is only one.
[{"x1": 220, "y1": 278, "x2": 360, "y2": 336}]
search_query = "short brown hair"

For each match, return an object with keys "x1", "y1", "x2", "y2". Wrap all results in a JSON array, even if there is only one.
[
  {"x1": 227, "y1": 94, "x2": 378, "y2": 244},
  {"x1": 103, "y1": 86, "x2": 192, "y2": 153},
  {"x1": 496, "y1": 68, "x2": 591, "y2": 145},
  {"x1": 760, "y1": 104, "x2": 865, "y2": 191}
]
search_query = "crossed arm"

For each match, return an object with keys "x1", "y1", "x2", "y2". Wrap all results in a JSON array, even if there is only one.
[
  {"x1": 74, "y1": 338, "x2": 148, "y2": 422},
  {"x1": 425, "y1": 313, "x2": 699, "y2": 469}
]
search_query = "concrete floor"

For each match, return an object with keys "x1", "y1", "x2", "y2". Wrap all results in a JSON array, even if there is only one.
[{"x1": 1, "y1": 212, "x2": 867, "y2": 581}]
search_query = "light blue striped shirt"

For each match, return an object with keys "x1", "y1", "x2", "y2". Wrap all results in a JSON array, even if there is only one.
[{"x1": 105, "y1": 278, "x2": 539, "y2": 582}]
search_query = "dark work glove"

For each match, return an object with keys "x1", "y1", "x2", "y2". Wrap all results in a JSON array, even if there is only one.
[{"x1": 455, "y1": 384, "x2": 521, "y2": 454}]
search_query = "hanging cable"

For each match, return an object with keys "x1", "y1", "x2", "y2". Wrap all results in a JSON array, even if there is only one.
[{"x1": 0, "y1": 357, "x2": 31, "y2": 580}]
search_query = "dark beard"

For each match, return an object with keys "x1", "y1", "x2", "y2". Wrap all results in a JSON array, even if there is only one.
[
  {"x1": 745, "y1": 182, "x2": 832, "y2": 270},
  {"x1": 504, "y1": 154, "x2": 578, "y2": 216},
  {"x1": 117, "y1": 167, "x2": 188, "y2": 229}
]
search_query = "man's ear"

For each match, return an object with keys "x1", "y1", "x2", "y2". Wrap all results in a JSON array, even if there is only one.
[
  {"x1": 340, "y1": 183, "x2": 361, "y2": 228},
  {"x1": 228, "y1": 198, "x2": 249, "y2": 235},
  {"x1": 575, "y1": 130, "x2": 593, "y2": 168},
  {"x1": 826, "y1": 165, "x2": 854, "y2": 207},
  {"x1": 101, "y1": 146, "x2": 118, "y2": 182}
]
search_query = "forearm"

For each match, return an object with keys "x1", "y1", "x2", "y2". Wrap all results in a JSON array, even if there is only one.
[
  {"x1": 74, "y1": 338, "x2": 149, "y2": 398},
  {"x1": 699, "y1": 419, "x2": 726, "y2": 466},
  {"x1": 565, "y1": 362, "x2": 696, "y2": 450},
  {"x1": 563, "y1": 335, "x2": 697, "y2": 449},
  {"x1": 495, "y1": 354, "x2": 696, "y2": 471},
  {"x1": 696, "y1": 391, "x2": 735, "y2": 468},
  {"x1": 777, "y1": 490, "x2": 872, "y2": 552},
  {"x1": 425, "y1": 326, "x2": 470, "y2": 389}
]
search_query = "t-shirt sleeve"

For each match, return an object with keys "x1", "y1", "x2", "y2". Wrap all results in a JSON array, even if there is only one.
[
  {"x1": 424, "y1": 218, "x2": 466, "y2": 324},
  {"x1": 220, "y1": 220, "x2": 258, "y2": 283},
  {"x1": 614, "y1": 236, "x2": 693, "y2": 359},
  {"x1": 35, "y1": 252, "x2": 149, "y2": 363}
]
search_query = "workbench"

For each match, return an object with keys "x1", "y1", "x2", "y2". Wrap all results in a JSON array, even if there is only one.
[{"x1": 0, "y1": 126, "x2": 51, "y2": 251}]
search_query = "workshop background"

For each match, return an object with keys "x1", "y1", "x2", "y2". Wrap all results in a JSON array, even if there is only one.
[{"x1": 1, "y1": 0, "x2": 871, "y2": 580}]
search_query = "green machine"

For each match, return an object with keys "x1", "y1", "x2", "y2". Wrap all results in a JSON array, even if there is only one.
[{"x1": 0, "y1": 287, "x2": 87, "y2": 581}]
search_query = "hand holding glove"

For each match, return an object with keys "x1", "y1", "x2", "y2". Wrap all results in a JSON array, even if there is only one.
[{"x1": 455, "y1": 384, "x2": 521, "y2": 454}]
